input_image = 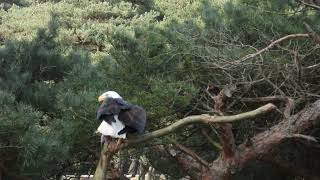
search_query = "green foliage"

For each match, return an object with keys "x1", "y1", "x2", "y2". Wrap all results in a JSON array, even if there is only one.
[{"x1": 0, "y1": 90, "x2": 44, "y2": 177}]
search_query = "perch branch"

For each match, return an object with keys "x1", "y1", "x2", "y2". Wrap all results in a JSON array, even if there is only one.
[
  {"x1": 93, "y1": 140, "x2": 118, "y2": 180},
  {"x1": 120, "y1": 103, "x2": 276, "y2": 149}
]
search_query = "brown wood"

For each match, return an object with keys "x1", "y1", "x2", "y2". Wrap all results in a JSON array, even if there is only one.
[{"x1": 93, "y1": 99, "x2": 320, "y2": 180}]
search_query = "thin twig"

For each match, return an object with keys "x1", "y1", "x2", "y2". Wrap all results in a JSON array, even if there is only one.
[
  {"x1": 0, "y1": 146, "x2": 23, "y2": 149},
  {"x1": 237, "y1": 34, "x2": 310, "y2": 63},
  {"x1": 306, "y1": 62, "x2": 320, "y2": 69},
  {"x1": 167, "y1": 138, "x2": 210, "y2": 168},
  {"x1": 201, "y1": 128, "x2": 222, "y2": 150}
]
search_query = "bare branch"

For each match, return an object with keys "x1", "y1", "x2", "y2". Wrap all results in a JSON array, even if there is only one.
[
  {"x1": 237, "y1": 33, "x2": 310, "y2": 62},
  {"x1": 304, "y1": 22, "x2": 320, "y2": 44},
  {"x1": 298, "y1": 0, "x2": 320, "y2": 10},
  {"x1": 284, "y1": 98, "x2": 295, "y2": 119},
  {"x1": 210, "y1": 88, "x2": 237, "y2": 158},
  {"x1": 306, "y1": 62, "x2": 320, "y2": 69},
  {"x1": 120, "y1": 103, "x2": 276, "y2": 149},
  {"x1": 0, "y1": 146, "x2": 23, "y2": 149},
  {"x1": 201, "y1": 128, "x2": 222, "y2": 150},
  {"x1": 240, "y1": 96, "x2": 291, "y2": 103},
  {"x1": 216, "y1": 123, "x2": 236, "y2": 158},
  {"x1": 93, "y1": 139, "x2": 118, "y2": 180},
  {"x1": 166, "y1": 145, "x2": 203, "y2": 179},
  {"x1": 239, "y1": 96, "x2": 295, "y2": 119},
  {"x1": 168, "y1": 138, "x2": 210, "y2": 168},
  {"x1": 290, "y1": 134, "x2": 318, "y2": 143}
]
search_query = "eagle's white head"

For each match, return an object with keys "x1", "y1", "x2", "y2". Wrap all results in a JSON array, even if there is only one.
[{"x1": 98, "y1": 91, "x2": 122, "y2": 102}]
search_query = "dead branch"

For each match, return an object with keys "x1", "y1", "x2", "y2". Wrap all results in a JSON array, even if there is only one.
[
  {"x1": 93, "y1": 140, "x2": 118, "y2": 180},
  {"x1": 289, "y1": 134, "x2": 319, "y2": 143},
  {"x1": 240, "y1": 96, "x2": 291, "y2": 103},
  {"x1": 210, "y1": 88, "x2": 237, "y2": 159},
  {"x1": 218, "y1": 123, "x2": 236, "y2": 158},
  {"x1": 298, "y1": 0, "x2": 320, "y2": 10},
  {"x1": 166, "y1": 145, "x2": 203, "y2": 179},
  {"x1": 120, "y1": 103, "x2": 276, "y2": 149},
  {"x1": 239, "y1": 96, "x2": 295, "y2": 119},
  {"x1": 237, "y1": 33, "x2": 310, "y2": 62},
  {"x1": 168, "y1": 138, "x2": 210, "y2": 168},
  {"x1": 201, "y1": 128, "x2": 222, "y2": 150},
  {"x1": 303, "y1": 22, "x2": 320, "y2": 44}
]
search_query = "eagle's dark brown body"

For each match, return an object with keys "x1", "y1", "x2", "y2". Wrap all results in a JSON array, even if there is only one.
[{"x1": 97, "y1": 98, "x2": 146, "y2": 135}]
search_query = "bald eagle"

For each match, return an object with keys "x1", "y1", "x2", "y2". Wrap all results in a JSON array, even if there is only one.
[{"x1": 96, "y1": 91, "x2": 146, "y2": 140}]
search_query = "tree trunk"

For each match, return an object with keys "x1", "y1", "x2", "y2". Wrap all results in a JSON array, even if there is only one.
[
  {"x1": 93, "y1": 140, "x2": 117, "y2": 180},
  {"x1": 199, "y1": 99, "x2": 320, "y2": 179}
]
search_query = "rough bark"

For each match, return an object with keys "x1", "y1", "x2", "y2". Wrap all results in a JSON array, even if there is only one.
[
  {"x1": 201, "y1": 99, "x2": 320, "y2": 180},
  {"x1": 93, "y1": 139, "x2": 118, "y2": 180}
]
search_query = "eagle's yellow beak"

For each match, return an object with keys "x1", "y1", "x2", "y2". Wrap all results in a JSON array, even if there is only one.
[{"x1": 98, "y1": 95, "x2": 107, "y2": 102}]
